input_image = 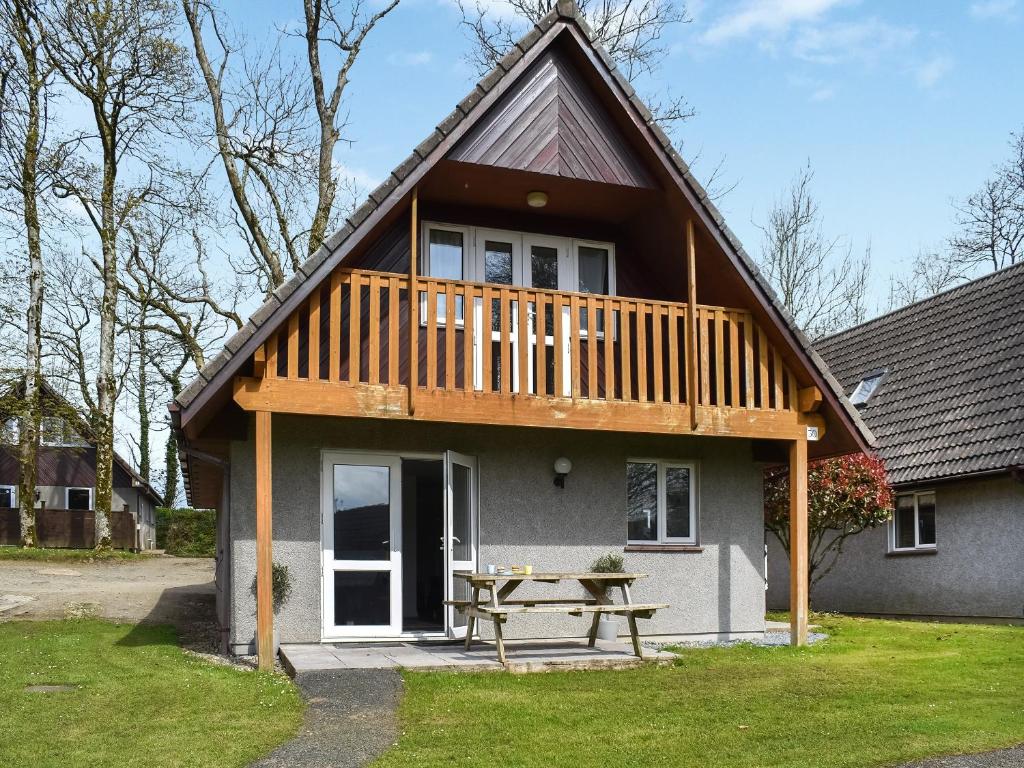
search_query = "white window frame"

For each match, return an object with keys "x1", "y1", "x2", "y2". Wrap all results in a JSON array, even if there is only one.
[
  {"x1": 65, "y1": 486, "x2": 93, "y2": 511},
  {"x1": 626, "y1": 459, "x2": 699, "y2": 546},
  {"x1": 570, "y1": 238, "x2": 617, "y2": 298},
  {"x1": 890, "y1": 490, "x2": 936, "y2": 552},
  {"x1": 0, "y1": 485, "x2": 16, "y2": 509}
]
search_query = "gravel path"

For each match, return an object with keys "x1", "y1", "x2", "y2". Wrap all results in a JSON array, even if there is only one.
[
  {"x1": 897, "y1": 745, "x2": 1024, "y2": 767},
  {"x1": 250, "y1": 669, "x2": 402, "y2": 768}
]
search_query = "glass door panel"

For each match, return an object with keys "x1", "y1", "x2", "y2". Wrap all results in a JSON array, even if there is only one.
[
  {"x1": 475, "y1": 230, "x2": 521, "y2": 392},
  {"x1": 523, "y1": 236, "x2": 570, "y2": 395},
  {"x1": 322, "y1": 453, "x2": 402, "y2": 638},
  {"x1": 444, "y1": 451, "x2": 477, "y2": 639}
]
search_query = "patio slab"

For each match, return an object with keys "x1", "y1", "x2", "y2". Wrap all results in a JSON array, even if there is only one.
[{"x1": 280, "y1": 639, "x2": 676, "y2": 675}]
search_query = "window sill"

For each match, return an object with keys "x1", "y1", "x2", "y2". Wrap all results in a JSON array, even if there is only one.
[
  {"x1": 624, "y1": 544, "x2": 703, "y2": 553},
  {"x1": 886, "y1": 548, "x2": 937, "y2": 557}
]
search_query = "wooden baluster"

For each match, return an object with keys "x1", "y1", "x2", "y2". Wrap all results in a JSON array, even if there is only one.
[
  {"x1": 536, "y1": 295, "x2": 547, "y2": 397},
  {"x1": 699, "y1": 309, "x2": 710, "y2": 406},
  {"x1": 743, "y1": 315, "x2": 755, "y2": 408},
  {"x1": 603, "y1": 298, "x2": 614, "y2": 400},
  {"x1": 349, "y1": 273, "x2": 362, "y2": 384},
  {"x1": 586, "y1": 299, "x2": 598, "y2": 399},
  {"x1": 308, "y1": 289, "x2": 321, "y2": 381},
  {"x1": 652, "y1": 304, "x2": 664, "y2": 403},
  {"x1": 570, "y1": 294, "x2": 581, "y2": 399},
  {"x1": 773, "y1": 348, "x2": 784, "y2": 410},
  {"x1": 553, "y1": 294, "x2": 564, "y2": 397},
  {"x1": 729, "y1": 312, "x2": 740, "y2": 408},
  {"x1": 267, "y1": 332, "x2": 278, "y2": 379},
  {"x1": 388, "y1": 277, "x2": 400, "y2": 386},
  {"x1": 636, "y1": 303, "x2": 648, "y2": 402},
  {"x1": 445, "y1": 282, "x2": 456, "y2": 390},
  {"x1": 287, "y1": 312, "x2": 299, "y2": 379},
  {"x1": 500, "y1": 289, "x2": 511, "y2": 395},
  {"x1": 517, "y1": 290, "x2": 529, "y2": 395},
  {"x1": 369, "y1": 275, "x2": 381, "y2": 385},
  {"x1": 787, "y1": 366, "x2": 798, "y2": 411},
  {"x1": 758, "y1": 325, "x2": 769, "y2": 409},
  {"x1": 714, "y1": 310, "x2": 726, "y2": 406},
  {"x1": 668, "y1": 307, "x2": 680, "y2": 404},
  {"x1": 463, "y1": 285, "x2": 475, "y2": 392},
  {"x1": 426, "y1": 282, "x2": 438, "y2": 391},
  {"x1": 329, "y1": 272, "x2": 341, "y2": 381},
  {"x1": 620, "y1": 301, "x2": 632, "y2": 401},
  {"x1": 482, "y1": 286, "x2": 493, "y2": 394}
]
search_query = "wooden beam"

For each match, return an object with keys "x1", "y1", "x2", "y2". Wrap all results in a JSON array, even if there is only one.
[
  {"x1": 789, "y1": 437, "x2": 808, "y2": 647},
  {"x1": 409, "y1": 187, "x2": 419, "y2": 413},
  {"x1": 684, "y1": 219, "x2": 699, "y2": 429},
  {"x1": 798, "y1": 385, "x2": 823, "y2": 413},
  {"x1": 253, "y1": 345, "x2": 266, "y2": 379},
  {"x1": 255, "y1": 410, "x2": 273, "y2": 670}
]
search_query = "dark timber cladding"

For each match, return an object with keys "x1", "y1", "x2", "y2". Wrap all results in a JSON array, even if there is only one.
[{"x1": 449, "y1": 46, "x2": 654, "y2": 189}]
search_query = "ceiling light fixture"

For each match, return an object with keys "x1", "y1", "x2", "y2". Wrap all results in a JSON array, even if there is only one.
[{"x1": 526, "y1": 191, "x2": 548, "y2": 208}]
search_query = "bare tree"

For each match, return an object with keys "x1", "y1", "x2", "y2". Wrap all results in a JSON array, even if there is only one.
[
  {"x1": 182, "y1": 0, "x2": 399, "y2": 292},
  {"x1": 886, "y1": 247, "x2": 968, "y2": 309},
  {"x1": 44, "y1": 0, "x2": 192, "y2": 546},
  {"x1": 0, "y1": 0, "x2": 69, "y2": 546},
  {"x1": 756, "y1": 163, "x2": 871, "y2": 340},
  {"x1": 949, "y1": 130, "x2": 1024, "y2": 273}
]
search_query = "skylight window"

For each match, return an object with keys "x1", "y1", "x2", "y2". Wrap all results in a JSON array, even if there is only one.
[{"x1": 849, "y1": 371, "x2": 885, "y2": 406}]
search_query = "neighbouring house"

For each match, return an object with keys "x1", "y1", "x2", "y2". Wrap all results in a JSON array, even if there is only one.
[
  {"x1": 0, "y1": 379, "x2": 162, "y2": 550},
  {"x1": 171, "y1": 2, "x2": 873, "y2": 662},
  {"x1": 768, "y1": 263, "x2": 1024, "y2": 619}
]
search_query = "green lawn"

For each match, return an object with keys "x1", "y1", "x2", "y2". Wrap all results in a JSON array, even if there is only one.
[
  {"x1": 0, "y1": 546, "x2": 145, "y2": 562},
  {"x1": 374, "y1": 615, "x2": 1024, "y2": 768},
  {"x1": 0, "y1": 620, "x2": 303, "y2": 768}
]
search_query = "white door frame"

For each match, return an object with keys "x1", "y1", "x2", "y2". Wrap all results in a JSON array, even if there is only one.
[
  {"x1": 444, "y1": 451, "x2": 479, "y2": 639},
  {"x1": 321, "y1": 451, "x2": 403, "y2": 640}
]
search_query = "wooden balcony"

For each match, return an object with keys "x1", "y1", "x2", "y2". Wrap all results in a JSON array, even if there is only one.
[{"x1": 233, "y1": 268, "x2": 824, "y2": 440}]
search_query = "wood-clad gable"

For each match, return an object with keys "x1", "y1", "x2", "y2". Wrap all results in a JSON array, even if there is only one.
[{"x1": 448, "y1": 46, "x2": 655, "y2": 189}]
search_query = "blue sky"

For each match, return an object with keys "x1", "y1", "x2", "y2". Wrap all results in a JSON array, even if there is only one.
[{"x1": 227, "y1": 0, "x2": 1024, "y2": 312}]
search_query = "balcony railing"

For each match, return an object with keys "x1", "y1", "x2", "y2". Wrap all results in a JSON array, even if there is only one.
[{"x1": 247, "y1": 267, "x2": 801, "y2": 433}]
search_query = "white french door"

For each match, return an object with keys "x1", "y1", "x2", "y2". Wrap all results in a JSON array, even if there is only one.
[
  {"x1": 443, "y1": 451, "x2": 478, "y2": 639},
  {"x1": 321, "y1": 452, "x2": 402, "y2": 638}
]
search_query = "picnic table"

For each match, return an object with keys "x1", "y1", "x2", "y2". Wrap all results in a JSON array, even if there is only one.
[{"x1": 446, "y1": 571, "x2": 668, "y2": 664}]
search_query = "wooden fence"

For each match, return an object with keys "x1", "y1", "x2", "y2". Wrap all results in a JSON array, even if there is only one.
[{"x1": 0, "y1": 507, "x2": 136, "y2": 549}]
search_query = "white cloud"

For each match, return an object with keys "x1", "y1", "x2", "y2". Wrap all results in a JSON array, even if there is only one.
[
  {"x1": 969, "y1": 0, "x2": 1018, "y2": 20},
  {"x1": 791, "y1": 17, "x2": 917, "y2": 65},
  {"x1": 387, "y1": 49, "x2": 434, "y2": 67},
  {"x1": 913, "y1": 54, "x2": 953, "y2": 89},
  {"x1": 810, "y1": 85, "x2": 836, "y2": 101},
  {"x1": 701, "y1": 0, "x2": 850, "y2": 45}
]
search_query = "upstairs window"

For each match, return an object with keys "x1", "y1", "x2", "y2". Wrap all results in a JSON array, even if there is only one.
[
  {"x1": 0, "y1": 485, "x2": 16, "y2": 509},
  {"x1": 849, "y1": 370, "x2": 886, "y2": 406},
  {"x1": 1, "y1": 417, "x2": 17, "y2": 444},
  {"x1": 626, "y1": 460, "x2": 697, "y2": 546},
  {"x1": 892, "y1": 491, "x2": 936, "y2": 551}
]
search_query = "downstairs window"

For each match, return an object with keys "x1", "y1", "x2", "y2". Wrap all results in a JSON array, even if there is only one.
[
  {"x1": 892, "y1": 491, "x2": 936, "y2": 551},
  {"x1": 626, "y1": 460, "x2": 697, "y2": 545}
]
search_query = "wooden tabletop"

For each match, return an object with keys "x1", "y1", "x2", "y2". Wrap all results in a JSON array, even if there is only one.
[{"x1": 453, "y1": 571, "x2": 647, "y2": 583}]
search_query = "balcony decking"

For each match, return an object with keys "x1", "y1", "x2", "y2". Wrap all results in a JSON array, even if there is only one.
[{"x1": 233, "y1": 267, "x2": 823, "y2": 440}]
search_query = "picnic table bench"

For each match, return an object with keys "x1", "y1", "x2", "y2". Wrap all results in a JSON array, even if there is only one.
[{"x1": 446, "y1": 571, "x2": 668, "y2": 664}]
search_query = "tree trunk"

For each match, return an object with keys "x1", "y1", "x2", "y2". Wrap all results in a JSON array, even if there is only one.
[
  {"x1": 162, "y1": 375, "x2": 181, "y2": 507},
  {"x1": 136, "y1": 311, "x2": 150, "y2": 483},
  {"x1": 93, "y1": 153, "x2": 117, "y2": 549}
]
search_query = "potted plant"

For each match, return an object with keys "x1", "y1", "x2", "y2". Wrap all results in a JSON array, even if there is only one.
[
  {"x1": 251, "y1": 563, "x2": 293, "y2": 654},
  {"x1": 591, "y1": 553, "x2": 624, "y2": 642}
]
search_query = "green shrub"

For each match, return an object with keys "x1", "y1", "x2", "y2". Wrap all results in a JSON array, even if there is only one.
[
  {"x1": 156, "y1": 507, "x2": 216, "y2": 557},
  {"x1": 591, "y1": 553, "x2": 624, "y2": 573}
]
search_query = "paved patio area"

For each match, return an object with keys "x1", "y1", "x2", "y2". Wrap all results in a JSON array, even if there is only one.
[{"x1": 280, "y1": 638, "x2": 676, "y2": 675}]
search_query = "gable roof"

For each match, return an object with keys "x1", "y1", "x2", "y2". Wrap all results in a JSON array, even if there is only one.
[
  {"x1": 172, "y1": 0, "x2": 873, "y2": 457},
  {"x1": 2, "y1": 378, "x2": 163, "y2": 504},
  {"x1": 817, "y1": 262, "x2": 1024, "y2": 485}
]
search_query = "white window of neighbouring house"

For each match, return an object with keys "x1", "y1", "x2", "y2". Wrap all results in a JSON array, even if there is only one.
[
  {"x1": 1, "y1": 417, "x2": 18, "y2": 444},
  {"x1": 892, "y1": 491, "x2": 936, "y2": 551},
  {"x1": 849, "y1": 370, "x2": 885, "y2": 406},
  {"x1": 0, "y1": 485, "x2": 16, "y2": 509},
  {"x1": 66, "y1": 487, "x2": 93, "y2": 511},
  {"x1": 626, "y1": 460, "x2": 698, "y2": 545}
]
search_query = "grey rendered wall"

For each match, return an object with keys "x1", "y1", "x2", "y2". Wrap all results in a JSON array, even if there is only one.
[
  {"x1": 229, "y1": 414, "x2": 767, "y2": 650},
  {"x1": 767, "y1": 474, "x2": 1024, "y2": 618}
]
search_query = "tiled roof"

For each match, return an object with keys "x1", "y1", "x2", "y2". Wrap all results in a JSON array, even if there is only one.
[
  {"x1": 172, "y1": 0, "x2": 872, "y2": 455},
  {"x1": 817, "y1": 262, "x2": 1024, "y2": 485}
]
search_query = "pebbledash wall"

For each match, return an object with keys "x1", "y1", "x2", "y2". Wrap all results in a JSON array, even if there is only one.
[
  {"x1": 767, "y1": 474, "x2": 1024, "y2": 619},
  {"x1": 228, "y1": 414, "x2": 768, "y2": 653}
]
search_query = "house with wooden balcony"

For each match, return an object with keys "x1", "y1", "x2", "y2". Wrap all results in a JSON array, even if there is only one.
[{"x1": 171, "y1": 2, "x2": 873, "y2": 666}]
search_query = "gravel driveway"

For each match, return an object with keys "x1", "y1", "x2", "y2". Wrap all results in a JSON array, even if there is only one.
[{"x1": 0, "y1": 555, "x2": 217, "y2": 649}]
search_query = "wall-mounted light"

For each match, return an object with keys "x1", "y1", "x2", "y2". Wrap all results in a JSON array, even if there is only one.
[
  {"x1": 526, "y1": 190, "x2": 548, "y2": 208},
  {"x1": 553, "y1": 457, "x2": 572, "y2": 488}
]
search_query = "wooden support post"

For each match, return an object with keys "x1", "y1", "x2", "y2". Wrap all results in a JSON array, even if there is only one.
[
  {"x1": 253, "y1": 345, "x2": 266, "y2": 379},
  {"x1": 684, "y1": 219, "x2": 699, "y2": 430},
  {"x1": 789, "y1": 437, "x2": 809, "y2": 647},
  {"x1": 255, "y1": 410, "x2": 274, "y2": 670},
  {"x1": 409, "y1": 187, "x2": 419, "y2": 413}
]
